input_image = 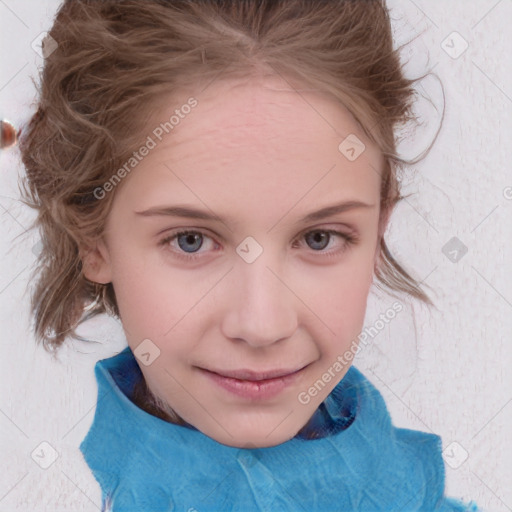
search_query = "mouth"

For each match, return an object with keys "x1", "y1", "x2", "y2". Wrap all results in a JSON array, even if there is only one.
[
  {"x1": 207, "y1": 366, "x2": 307, "y2": 381},
  {"x1": 198, "y1": 364, "x2": 309, "y2": 400}
]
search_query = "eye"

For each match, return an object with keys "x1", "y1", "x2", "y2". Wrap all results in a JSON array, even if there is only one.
[
  {"x1": 158, "y1": 230, "x2": 219, "y2": 262},
  {"x1": 158, "y1": 227, "x2": 358, "y2": 263},
  {"x1": 174, "y1": 231, "x2": 204, "y2": 253},
  {"x1": 305, "y1": 230, "x2": 335, "y2": 251},
  {"x1": 294, "y1": 228, "x2": 358, "y2": 258}
]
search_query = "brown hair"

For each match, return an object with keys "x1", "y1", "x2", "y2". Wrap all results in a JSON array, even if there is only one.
[{"x1": 18, "y1": 0, "x2": 442, "y2": 355}]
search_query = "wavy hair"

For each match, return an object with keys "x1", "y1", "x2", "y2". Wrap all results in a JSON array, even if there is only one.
[{"x1": 18, "y1": 0, "x2": 442, "y2": 353}]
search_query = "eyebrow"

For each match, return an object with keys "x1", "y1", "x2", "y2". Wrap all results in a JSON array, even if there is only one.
[{"x1": 134, "y1": 200, "x2": 375, "y2": 225}]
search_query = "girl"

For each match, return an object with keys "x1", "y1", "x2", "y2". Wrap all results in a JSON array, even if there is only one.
[{"x1": 18, "y1": 0, "x2": 480, "y2": 510}]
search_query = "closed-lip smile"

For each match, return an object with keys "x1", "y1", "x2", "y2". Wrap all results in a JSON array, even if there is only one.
[
  {"x1": 204, "y1": 365, "x2": 307, "y2": 381},
  {"x1": 198, "y1": 363, "x2": 310, "y2": 400}
]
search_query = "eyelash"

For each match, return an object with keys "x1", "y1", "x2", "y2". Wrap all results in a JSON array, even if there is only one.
[{"x1": 158, "y1": 228, "x2": 359, "y2": 263}]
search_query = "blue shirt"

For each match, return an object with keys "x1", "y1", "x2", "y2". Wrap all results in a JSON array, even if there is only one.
[{"x1": 80, "y1": 347, "x2": 479, "y2": 511}]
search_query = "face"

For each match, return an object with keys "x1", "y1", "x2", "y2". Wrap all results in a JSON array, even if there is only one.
[{"x1": 84, "y1": 74, "x2": 385, "y2": 448}]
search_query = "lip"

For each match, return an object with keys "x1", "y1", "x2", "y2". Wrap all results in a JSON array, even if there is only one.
[
  {"x1": 199, "y1": 365, "x2": 308, "y2": 400},
  {"x1": 206, "y1": 366, "x2": 306, "y2": 381}
]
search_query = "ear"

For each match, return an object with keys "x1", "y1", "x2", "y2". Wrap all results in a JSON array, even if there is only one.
[{"x1": 81, "y1": 238, "x2": 113, "y2": 284}]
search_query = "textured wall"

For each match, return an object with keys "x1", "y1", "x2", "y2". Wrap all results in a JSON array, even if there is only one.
[{"x1": 0, "y1": 0, "x2": 510, "y2": 510}]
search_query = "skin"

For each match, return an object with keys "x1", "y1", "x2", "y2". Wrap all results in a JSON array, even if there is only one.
[{"x1": 83, "y1": 74, "x2": 387, "y2": 448}]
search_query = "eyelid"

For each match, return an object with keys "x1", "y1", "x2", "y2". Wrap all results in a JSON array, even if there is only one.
[
  {"x1": 158, "y1": 229, "x2": 219, "y2": 263},
  {"x1": 158, "y1": 224, "x2": 359, "y2": 263},
  {"x1": 157, "y1": 223, "x2": 357, "y2": 246},
  {"x1": 297, "y1": 222, "x2": 358, "y2": 236}
]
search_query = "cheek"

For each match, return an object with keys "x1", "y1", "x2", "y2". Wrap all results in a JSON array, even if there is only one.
[
  {"x1": 325, "y1": 273, "x2": 372, "y2": 328},
  {"x1": 109, "y1": 226, "x2": 376, "y2": 343},
  {"x1": 108, "y1": 249, "x2": 177, "y2": 334},
  {"x1": 110, "y1": 248, "x2": 217, "y2": 342},
  {"x1": 306, "y1": 254, "x2": 375, "y2": 350}
]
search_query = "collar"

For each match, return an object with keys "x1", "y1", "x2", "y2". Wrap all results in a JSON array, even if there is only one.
[{"x1": 80, "y1": 346, "x2": 452, "y2": 511}]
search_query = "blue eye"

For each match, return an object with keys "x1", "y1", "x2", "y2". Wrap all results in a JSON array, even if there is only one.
[
  {"x1": 158, "y1": 228, "x2": 358, "y2": 262},
  {"x1": 175, "y1": 231, "x2": 204, "y2": 253},
  {"x1": 158, "y1": 230, "x2": 217, "y2": 262},
  {"x1": 305, "y1": 230, "x2": 333, "y2": 251},
  {"x1": 294, "y1": 229, "x2": 357, "y2": 258}
]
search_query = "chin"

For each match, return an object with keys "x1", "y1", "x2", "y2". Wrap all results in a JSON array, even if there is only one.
[{"x1": 201, "y1": 420, "x2": 301, "y2": 449}]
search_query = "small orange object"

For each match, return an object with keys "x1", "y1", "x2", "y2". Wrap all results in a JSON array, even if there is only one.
[{"x1": 0, "y1": 119, "x2": 18, "y2": 149}]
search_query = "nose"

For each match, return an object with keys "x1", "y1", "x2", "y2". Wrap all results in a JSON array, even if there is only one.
[{"x1": 220, "y1": 255, "x2": 298, "y2": 348}]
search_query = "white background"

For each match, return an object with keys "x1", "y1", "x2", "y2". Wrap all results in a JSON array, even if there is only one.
[{"x1": 0, "y1": 0, "x2": 511, "y2": 510}]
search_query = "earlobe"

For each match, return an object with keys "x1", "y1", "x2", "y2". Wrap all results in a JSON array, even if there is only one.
[{"x1": 81, "y1": 239, "x2": 113, "y2": 284}]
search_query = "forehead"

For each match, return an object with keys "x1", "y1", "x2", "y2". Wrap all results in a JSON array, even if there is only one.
[
  {"x1": 152, "y1": 75, "x2": 379, "y2": 157},
  {"x1": 114, "y1": 76, "x2": 383, "y2": 223}
]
